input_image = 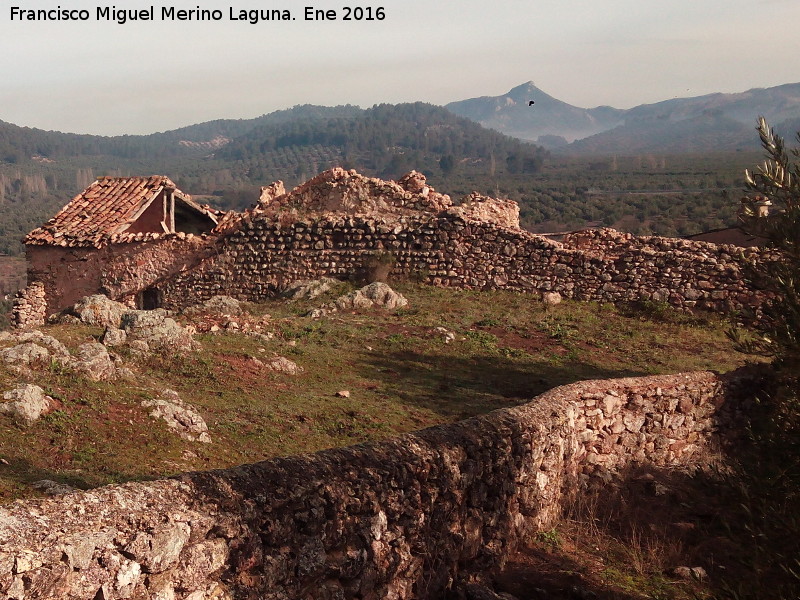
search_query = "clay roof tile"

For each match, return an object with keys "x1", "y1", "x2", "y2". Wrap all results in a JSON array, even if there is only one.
[{"x1": 23, "y1": 175, "x2": 196, "y2": 248}]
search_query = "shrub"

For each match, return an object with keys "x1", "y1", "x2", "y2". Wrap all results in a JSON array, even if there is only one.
[
  {"x1": 718, "y1": 116, "x2": 800, "y2": 599},
  {"x1": 736, "y1": 116, "x2": 800, "y2": 368}
]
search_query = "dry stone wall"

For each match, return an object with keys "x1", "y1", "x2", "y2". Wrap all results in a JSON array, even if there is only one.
[
  {"x1": 158, "y1": 212, "x2": 767, "y2": 315},
  {"x1": 15, "y1": 168, "x2": 771, "y2": 324},
  {"x1": 16, "y1": 234, "x2": 216, "y2": 326},
  {"x1": 11, "y1": 282, "x2": 46, "y2": 329},
  {"x1": 0, "y1": 368, "x2": 762, "y2": 600}
]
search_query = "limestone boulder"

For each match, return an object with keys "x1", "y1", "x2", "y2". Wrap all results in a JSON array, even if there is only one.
[
  {"x1": 0, "y1": 384, "x2": 53, "y2": 426},
  {"x1": 1, "y1": 342, "x2": 52, "y2": 371},
  {"x1": 542, "y1": 291, "x2": 562, "y2": 308},
  {"x1": 262, "y1": 356, "x2": 303, "y2": 375},
  {"x1": 142, "y1": 390, "x2": 211, "y2": 443},
  {"x1": 121, "y1": 310, "x2": 198, "y2": 353},
  {"x1": 127, "y1": 339, "x2": 150, "y2": 356},
  {"x1": 101, "y1": 326, "x2": 127, "y2": 347},
  {"x1": 71, "y1": 342, "x2": 116, "y2": 381},
  {"x1": 334, "y1": 282, "x2": 408, "y2": 311},
  {"x1": 13, "y1": 331, "x2": 70, "y2": 359},
  {"x1": 281, "y1": 278, "x2": 335, "y2": 301},
  {"x1": 71, "y1": 295, "x2": 130, "y2": 328}
]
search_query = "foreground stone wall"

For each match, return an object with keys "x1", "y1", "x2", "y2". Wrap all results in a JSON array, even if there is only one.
[
  {"x1": 0, "y1": 368, "x2": 760, "y2": 600},
  {"x1": 158, "y1": 212, "x2": 767, "y2": 314}
]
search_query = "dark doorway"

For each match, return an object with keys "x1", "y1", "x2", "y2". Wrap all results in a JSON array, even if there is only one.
[{"x1": 138, "y1": 287, "x2": 161, "y2": 310}]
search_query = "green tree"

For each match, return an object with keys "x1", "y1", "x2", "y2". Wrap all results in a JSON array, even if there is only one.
[
  {"x1": 439, "y1": 154, "x2": 455, "y2": 175},
  {"x1": 737, "y1": 116, "x2": 800, "y2": 368},
  {"x1": 719, "y1": 116, "x2": 800, "y2": 600}
]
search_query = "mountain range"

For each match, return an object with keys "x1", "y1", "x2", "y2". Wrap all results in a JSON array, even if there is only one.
[
  {"x1": 446, "y1": 81, "x2": 800, "y2": 153},
  {"x1": 0, "y1": 102, "x2": 548, "y2": 254},
  {"x1": 0, "y1": 83, "x2": 786, "y2": 257},
  {"x1": 3, "y1": 81, "x2": 799, "y2": 170}
]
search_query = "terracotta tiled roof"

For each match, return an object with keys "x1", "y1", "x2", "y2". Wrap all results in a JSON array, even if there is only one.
[{"x1": 24, "y1": 176, "x2": 213, "y2": 248}]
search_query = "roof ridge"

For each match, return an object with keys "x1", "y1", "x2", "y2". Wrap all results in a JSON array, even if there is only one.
[{"x1": 23, "y1": 176, "x2": 204, "y2": 249}]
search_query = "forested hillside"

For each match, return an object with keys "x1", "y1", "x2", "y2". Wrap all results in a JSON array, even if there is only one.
[
  {"x1": 0, "y1": 102, "x2": 760, "y2": 275},
  {"x1": 0, "y1": 103, "x2": 546, "y2": 255},
  {"x1": 214, "y1": 103, "x2": 545, "y2": 184}
]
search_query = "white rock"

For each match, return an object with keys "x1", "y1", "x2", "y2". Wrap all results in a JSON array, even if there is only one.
[
  {"x1": 264, "y1": 356, "x2": 303, "y2": 375},
  {"x1": 282, "y1": 278, "x2": 335, "y2": 300},
  {"x1": 542, "y1": 291, "x2": 562, "y2": 307},
  {"x1": 334, "y1": 282, "x2": 408, "y2": 311},
  {"x1": 71, "y1": 294, "x2": 130, "y2": 328},
  {"x1": 0, "y1": 384, "x2": 52, "y2": 426},
  {"x1": 71, "y1": 342, "x2": 116, "y2": 381},
  {"x1": 142, "y1": 390, "x2": 211, "y2": 443}
]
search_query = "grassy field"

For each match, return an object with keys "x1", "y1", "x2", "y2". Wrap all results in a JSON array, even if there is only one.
[
  {"x1": 0, "y1": 282, "x2": 777, "y2": 599},
  {"x1": 0, "y1": 282, "x2": 754, "y2": 503}
]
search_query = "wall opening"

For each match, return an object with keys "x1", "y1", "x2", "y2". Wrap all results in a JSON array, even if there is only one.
[
  {"x1": 174, "y1": 201, "x2": 217, "y2": 235},
  {"x1": 138, "y1": 287, "x2": 161, "y2": 310}
]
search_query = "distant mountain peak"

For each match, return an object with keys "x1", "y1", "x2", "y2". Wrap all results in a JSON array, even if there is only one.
[
  {"x1": 446, "y1": 80, "x2": 800, "y2": 151},
  {"x1": 446, "y1": 82, "x2": 624, "y2": 143},
  {"x1": 506, "y1": 81, "x2": 548, "y2": 100},
  {"x1": 513, "y1": 80, "x2": 537, "y2": 91}
]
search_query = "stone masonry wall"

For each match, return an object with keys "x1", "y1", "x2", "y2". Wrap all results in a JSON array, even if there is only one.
[
  {"x1": 16, "y1": 167, "x2": 772, "y2": 324},
  {"x1": 11, "y1": 282, "x2": 47, "y2": 329},
  {"x1": 0, "y1": 368, "x2": 761, "y2": 600},
  {"x1": 158, "y1": 212, "x2": 767, "y2": 314},
  {"x1": 21, "y1": 234, "x2": 216, "y2": 319}
]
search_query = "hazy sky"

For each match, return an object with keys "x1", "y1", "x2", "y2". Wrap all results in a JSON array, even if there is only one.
[{"x1": 2, "y1": 0, "x2": 799, "y2": 135}]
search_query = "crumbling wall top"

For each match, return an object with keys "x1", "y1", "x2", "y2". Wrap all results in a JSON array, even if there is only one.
[
  {"x1": 446, "y1": 191, "x2": 521, "y2": 229},
  {"x1": 254, "y1": 167, "x2": 453, "y2": 218}
]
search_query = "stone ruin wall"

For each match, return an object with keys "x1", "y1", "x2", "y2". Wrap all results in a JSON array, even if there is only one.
[
  {"x1": 15, "y1": 235, "x2": 217, "y2": 327},
  {"x1": 13, "y1": 167, "x2": 771, "y2": 326},
  {"x1": 0, "y1": 368, "x2": 761, "y2": 600},
  {"x1": 157, "y1": 211, "x2": 766, "y2": 315}
]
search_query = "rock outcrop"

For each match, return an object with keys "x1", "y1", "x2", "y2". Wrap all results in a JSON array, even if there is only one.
[
  {"x1": 121, "y1": 309, "x2": 198, "y2": 353},
  {"x1": 0, "y1": 384, "x2": 53, "y2": 426},
  {"x1": 71, "y1": 342, "x2": 116, "y2": 382},
  {"x1": 261, "y1": 355, "x2": 303, "y2": 375},
  {"x1": 0, "y1": 343, "x2": 51, "y2": 372},
  {"x1": 141, "y1": 390, "x2": 211, "y2": 443},
  {"x1": 333, "y1": 282, "x2": 409, "y2": 311},
  {"x1": 280, "y1": 278, "x2": 335, "y2": 301},
  {"x1": 69, "y1": 294, "x2": 130, "y2": 329}
]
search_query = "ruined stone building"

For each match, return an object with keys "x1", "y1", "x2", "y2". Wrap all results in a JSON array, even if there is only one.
[
  {"x1": 16, "y1": 175, "x2": 222, "y2": 323},
  {"x1": 14, "y1": 168, "x2": 768, "y2": 327}
]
